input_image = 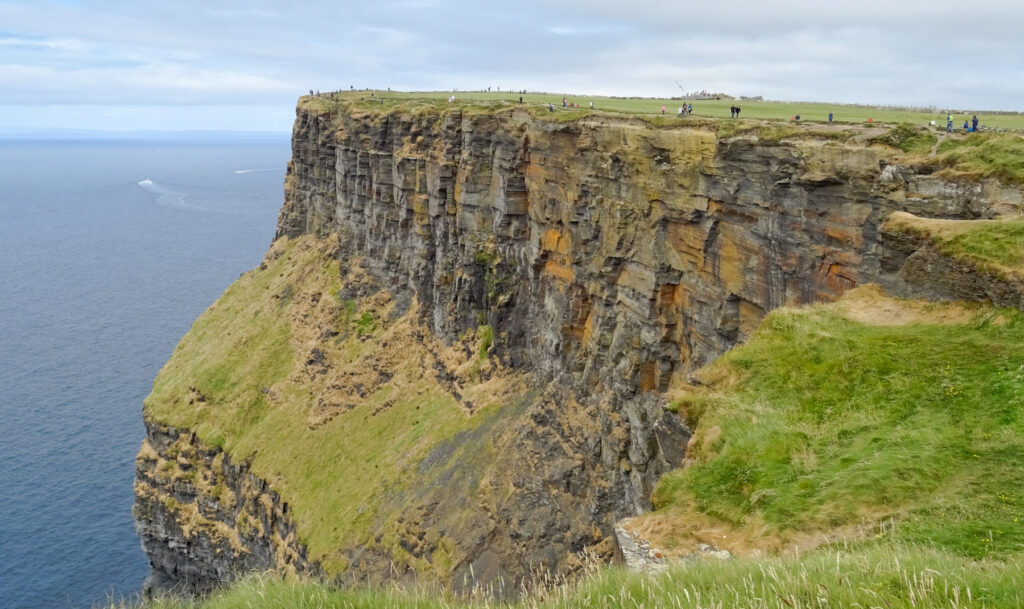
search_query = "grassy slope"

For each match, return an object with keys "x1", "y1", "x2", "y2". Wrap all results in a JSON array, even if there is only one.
[
  {"x1": 143, "y1": 235, "x2": 510, "y2": 572},
  {"x1": 650, "y1": 288, "x2": 1024, "y2": 560},
  {"x1": 132, "y1": 259, "x2": 1024, "y2": 608},
  {"x1": 937, "y1": 133, "x2": 1024, "y2": 184},
  {"x1": 313, "y1": 90, "x2": 1024, "y2": 129}
]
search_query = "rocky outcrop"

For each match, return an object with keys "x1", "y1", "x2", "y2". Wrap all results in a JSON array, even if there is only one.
[
  {"x1": 134, "y1": 422, "x2": 319, "y2": 596},
  {"x1": 137, "y1": 99, "x2": 1022, "y2": 597},
  {"x1": 880, "y1": 214, "x2": 1024, "y2": 308}
]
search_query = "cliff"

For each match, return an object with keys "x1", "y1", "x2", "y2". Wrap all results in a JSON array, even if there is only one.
[{"x1": 135, "y1": 97, "x2": 1023, "y2": 596}]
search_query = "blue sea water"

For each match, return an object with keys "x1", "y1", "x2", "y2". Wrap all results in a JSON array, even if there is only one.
[{"x1": 0, "y1": 134, "x2": 291, "y2": 609}]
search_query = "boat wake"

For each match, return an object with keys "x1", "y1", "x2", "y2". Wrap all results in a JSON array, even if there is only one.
[
  {"x1": 136, "y1": 179, "x2": 204, "y2": 211},
  {"x1": 233, "y1": 168, "x2": 278, "y2": 174}
]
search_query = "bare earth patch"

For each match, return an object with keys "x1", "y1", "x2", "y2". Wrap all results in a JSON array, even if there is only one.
[{"x1": 836, "y1": 284, "x2": 975, "y2": 326}]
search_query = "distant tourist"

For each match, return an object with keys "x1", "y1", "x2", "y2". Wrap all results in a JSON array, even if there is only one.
[
  {"x1": 946, "y1": 114, "x2": 953, "y2": 133},
  {"x1": 661, "y1": 105, "x2": 666, "y2": 115},
  {"x1": 972, "y1": 115, "x2": 979, "y2": 132},
  {"x1": 518, "y1": 96, "x2": 523, "y2": 104},
  {"x1": 735, "y1": 106, "x2": 740, "y2": 118},
  {"x1": 688, "y1": 103, "x2": 693, "y2": 114},
  {"x1": 589, "y1": 101, "x2": 594, "y2": 109},
  {"x1": 563, "y1": 97, "x2": 567, "y2": 108},
  {"x1": 548, "y1": 103, "x2": 554, "y2": 112},
  {"x1": 963, "y1": 120, "x2": 970, "y2": 131},
  {"x1": 828, "y1": 112, "x2": 834, "y2": 125},
  {"x1": 679, "y1": 106, "x2": 684, "y2": 116}
]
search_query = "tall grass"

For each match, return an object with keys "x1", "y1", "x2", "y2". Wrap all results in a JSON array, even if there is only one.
[
  {"x1": 937, "y1": 133, "x2": 1024, "y2": 183},
  {"x1": 655, "y1": 301, "x2": 1024, "y2": 559},
  {"x1": 113, "y1": 545, "x2": 1022, "y2": 608}
]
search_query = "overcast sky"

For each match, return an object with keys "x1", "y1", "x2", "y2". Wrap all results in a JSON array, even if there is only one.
[{"x1": 2, "y1": 0, "x2": 1022, "y2": 132}]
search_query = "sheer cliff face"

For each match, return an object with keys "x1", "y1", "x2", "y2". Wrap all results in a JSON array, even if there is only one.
[
  {"x1": 137, "y1": 101, "x2": 1005, "y2": 596},
  {"x1": 277, "y1": 105, "x2": 990, "y2": 381}
]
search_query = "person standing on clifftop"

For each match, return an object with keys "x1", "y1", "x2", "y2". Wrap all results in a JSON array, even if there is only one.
[
  {"x1": 828, "y1": 112, "x2": 833, "y2": 125},
  {"x1": 735, "y1": 105, "x2": 740, "y2": 118},
  {"x1": 972, "y1": 115, "x2": 979, "y2": 132},
  {"x1": 661, "y1": 105, "x2": 666, "y2": 115},
  {"x1": 947, "y1": 114, "x2": 953, "y2": 132}
]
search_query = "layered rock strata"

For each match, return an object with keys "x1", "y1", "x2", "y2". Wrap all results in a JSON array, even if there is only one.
[
  {"x1": 134, "y1": 423, "x2": 317, "y2": 596},
  {"x1": 138, "y1": 100, "x2": 1019, "y2": 596}
]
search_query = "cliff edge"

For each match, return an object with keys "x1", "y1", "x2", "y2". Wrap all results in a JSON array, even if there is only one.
[{"x1": 134, "y1": 97, "x2": 1024, "y2": 596}]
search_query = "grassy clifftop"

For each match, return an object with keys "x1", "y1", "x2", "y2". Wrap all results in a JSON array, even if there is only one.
[
  {"x1": 885, "y1": 212, "x2": 1024, "y2": 279},
  {"x1": 639, "y1": 285, "x2": 1024, "y2": 561},
  {"x1": 299, "y1": 90, "x2": 1024, "y2": 130}
]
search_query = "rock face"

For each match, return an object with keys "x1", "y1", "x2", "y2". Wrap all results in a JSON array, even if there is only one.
[
  {"x1": 134, "y1": 423, "x2": 318, "y2": 596},
  {"x1": 277, "y1": 106, "x2": 1001, "y2": 379},
  {"x1": 137, "y1": 100, "x2": 1018, "y2": 596}
]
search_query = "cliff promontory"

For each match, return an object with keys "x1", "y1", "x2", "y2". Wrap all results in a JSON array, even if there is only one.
[{"x1": 134, "y1": 97, "x2": 1024, "y2": 596}]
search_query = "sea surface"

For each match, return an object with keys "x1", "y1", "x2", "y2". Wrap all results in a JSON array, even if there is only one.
[{"x1": 0, "y1": 134, "x2": 291, "y2": 609}]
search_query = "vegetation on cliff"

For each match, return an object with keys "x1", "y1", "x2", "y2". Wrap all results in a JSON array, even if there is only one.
[
  {"x1": 131, "y1": 283, "x2": 1024, "y2": 609},
  {"x1": 644, "y1": 286, "x2": 1024, "y2": 561},
  {"x1": 885, "y1": 213, "x2": 1024, "y2": 280},
  {"x1": 143, "y1": 235, "x2": 519, "y2": 576}
]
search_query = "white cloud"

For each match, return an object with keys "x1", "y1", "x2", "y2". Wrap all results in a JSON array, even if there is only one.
[{"x1": 0, "y1": 0, "x2": 1022, "y2": 130}]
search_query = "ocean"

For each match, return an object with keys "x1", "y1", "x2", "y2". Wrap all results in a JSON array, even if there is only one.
[{"x1": 0, "y1": 134, "x2": 291, "y2": 609}]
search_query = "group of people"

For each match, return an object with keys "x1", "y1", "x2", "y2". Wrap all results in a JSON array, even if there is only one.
[
  {"x1": 946, "y1": 114, "x2": 980, "y2": 133},
  {"x1": 729, "y1": 105, "x2": 742, "y2": 118}
]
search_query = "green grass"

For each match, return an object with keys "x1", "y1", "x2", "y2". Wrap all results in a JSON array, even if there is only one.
[
  {"x1": 936, "y1": 133, "x2": 1024, "y2": 183},
  {"x1": 945, "y1": 219, "x2": 1024, "y2": 271},
  {"x1": 885, "y1": 214, "x2": 1024, "y2": 279},
  {"x1": 118, "y1": 544, "x2": 1022, "y2": 608},
  {"x1": 653, "y1": 297, "x2": 1024, "y2": 559},
  {"x1": 305, "y1": 90, "x2": 1024, "y2": 130},
  {"x1": 870, "y1": 123, "x2": 938, "y2": 154}
]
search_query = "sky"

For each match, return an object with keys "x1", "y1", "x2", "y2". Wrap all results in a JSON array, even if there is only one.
[{"x1": 1, "y1": 0, "x2": 1022, "y2": 132}]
